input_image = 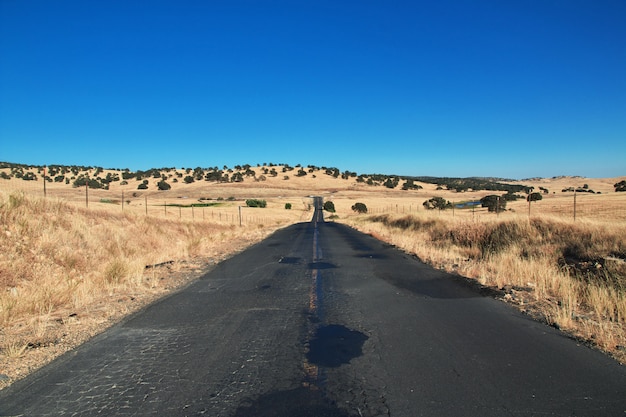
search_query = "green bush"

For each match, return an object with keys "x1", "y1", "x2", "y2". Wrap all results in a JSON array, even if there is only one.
[
  {"x1": 285, "y1": 203, "x2": 292, "y2": 210},
  {"x1": 351, "y1": 202, "x2": 368, "y2": 213},
  {"x1": 527, "y1": 192, "x2": 543, "y2": 202},
  {"x1": 323, "y1": 201, "x2": 336, "y2": 212},
  {"x1": 246, "y1": 199, "x2": 267, "y2": 208}
]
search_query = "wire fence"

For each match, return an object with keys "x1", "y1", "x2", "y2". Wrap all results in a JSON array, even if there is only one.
[
  {"x1": 349, "y1": 193, "x2": 626, "y2": 223},
  {"x1": 2, "y1": 174, "x2": 625, "y2": 223},
  {"x1": 0, "y1": 177, "x2": 285, "y2": 227}
]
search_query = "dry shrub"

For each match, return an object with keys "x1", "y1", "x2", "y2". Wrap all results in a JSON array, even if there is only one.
[{"x1": 102, "y1": 259, "x2": 129, "y2": 285}]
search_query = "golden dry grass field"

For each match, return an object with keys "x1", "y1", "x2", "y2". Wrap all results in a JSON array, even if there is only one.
[{"x1": 1, "y1": 164, "x2": 625, "y2": 389}]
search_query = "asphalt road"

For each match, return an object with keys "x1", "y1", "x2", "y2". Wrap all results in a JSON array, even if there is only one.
[{"x1": 1, "y1": 197, "x2": 626, "y2": 416}]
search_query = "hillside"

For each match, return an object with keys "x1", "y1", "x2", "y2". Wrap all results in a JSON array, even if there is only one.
[
  {"x1": 1, "y1": 161, "x2": 624, "y2": 199},
  {"x1": 1, "y1": 162, "x2": 624, "y2": 223}
]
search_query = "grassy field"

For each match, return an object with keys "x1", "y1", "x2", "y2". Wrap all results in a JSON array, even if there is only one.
[{"x1": 1, "y1": 165, "x2": 625, "y2": 388}]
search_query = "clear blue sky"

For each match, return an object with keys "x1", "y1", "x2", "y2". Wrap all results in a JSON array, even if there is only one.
[{"x1": 1, "y1": 0, "x2": 625, "y2": 179}]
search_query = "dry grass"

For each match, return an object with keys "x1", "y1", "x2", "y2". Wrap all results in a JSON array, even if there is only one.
[
  {"x1": 340, "y1": 210, "x2": 626, "y2": 363},
  {"x1": 0, "y1": 189, "x2": 302, "y2": 388}
]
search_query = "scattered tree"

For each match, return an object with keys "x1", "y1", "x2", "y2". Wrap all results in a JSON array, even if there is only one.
[
  {"x1": 323, "y1": 201, "x2": 336, "y2": 212},
  {"x1": 423, "y1": 197, "x2": 451, "y2": 210},
  {"x1": 351, "y1": 202, "x2": 368, "y2": 213},
  {"x1": 383, "y1": 177, "x2": 399, "y2": 189},
  {"x1": 285, "y1": 203, "x2": 292, "y2": 210},
  {"x1": 480, "y1": 195, "x2": 507, "y2": 212},
  {"x1": 246, "y1": 199, "x2": 267, "y2": 208},
  {"x1": 402, "y1": 179, "x2": 423, "y2": 191},
  {"x1": 157, "y1": 180, "x2": 171, "y2": 190}
]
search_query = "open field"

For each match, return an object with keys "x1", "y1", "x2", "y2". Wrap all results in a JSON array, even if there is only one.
[
  {"x1": 1, "y1": 164, "x2": 625, "y2": 388},
  {"x1": 2, "y1": 165, "x2": 625, "y2": 222}
]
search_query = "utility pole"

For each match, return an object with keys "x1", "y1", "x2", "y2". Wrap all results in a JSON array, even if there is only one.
[
  {"x1": 573, "y1": 190, "x2": 577, "y2": 222},
  {"x1": 43, "y1": 166, "x2": 47, "y2": 198},
  {"x1": 85, "y1": 172, "x2": 89, "y2": 208},
  {"x1": 496, "y1": 196, "x2": 500, "y2": 217}
]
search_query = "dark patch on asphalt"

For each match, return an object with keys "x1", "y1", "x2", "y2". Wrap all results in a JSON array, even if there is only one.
[
  {"x1": 308, "y1": 262, "x2": 337, "y2": 270},
  {"x1": 232, "y1": 386, "x2": 356, "y2": 417},
  {"x1": 279, "y1": 257, "x2": 301, "y2": 264},
  {"x1": 355, "y1": 253, "x2": 387, "y2": 259},
  {"x1": 307, "y1": 325, "x2": 368, "y2": 368},
  {"x1": 379, "y1": 272, "x2": 482, "y2": 299},
  {"x1": 258, "y1": 284, "x2": 272, "y2": 290}
]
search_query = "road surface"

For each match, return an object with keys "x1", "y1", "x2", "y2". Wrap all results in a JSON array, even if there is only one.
[{"x1": 1, "y1": 197, "x2": 626, "y2": 416}]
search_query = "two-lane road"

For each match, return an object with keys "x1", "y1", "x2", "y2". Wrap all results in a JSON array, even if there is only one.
[{"x1": 2, "y1": 197, "x2": 625, "y2": 416}]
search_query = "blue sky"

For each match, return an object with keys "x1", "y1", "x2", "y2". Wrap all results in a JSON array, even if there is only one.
[{"x1": 1, "y1": 0, "x2": 625, "y2": 179}]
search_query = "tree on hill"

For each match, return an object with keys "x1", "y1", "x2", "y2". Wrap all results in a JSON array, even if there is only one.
[
  {"x1": 383, "y1": 177, "x2": 399, "y2": 189},
  {"x1": 402, "y1": 179, "x2": 423, "y2": 191},
  {"x1": 527, "y1": 192, "x2": 543, "y2": 202},
  {"x1": 615, "y1": 180, "x2": 626, "y2": 192},
  {"x1": 323, "y1": 201, "x2": 336, "y2": 212},
  {"x1": 22, "y1": 172, "x2": 37, "y2": 181},
  {"x1": 157, "y1": 180, "x2": 171, "y2": 190}
]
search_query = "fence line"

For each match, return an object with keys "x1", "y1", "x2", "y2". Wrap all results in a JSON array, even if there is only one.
[
  {"x1": 1, "y1": 177, "x2": 625, "y2": 223},
  {"x1": 0, "y1": 179, "x2": 279, "y2": 226}
]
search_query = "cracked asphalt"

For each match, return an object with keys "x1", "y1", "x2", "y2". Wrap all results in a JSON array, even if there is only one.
[{"x1": 1, "y1": 198, "x2": 626, "y2": 416}]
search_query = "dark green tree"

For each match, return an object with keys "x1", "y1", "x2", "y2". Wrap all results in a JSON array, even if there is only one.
[
  {"x1": 351, "y1": 202, "x2": 368, "y2": 213},
  {"x1": 323, "y1": 201, "x2": 336, "y2": 212},
  {"x1": 402, "y1": 179, "x2": 423, "y2": 191},
  {"x1": 527, "y1": 192, "x2": 543, "y2": 202},
  {"x1": 246, "y1": 199, "x2": 267, "y2": 208},
  {"x1": 157, "y1": 180, "x2": 171, "y2": 190},
  {"x1": 423, "y1": 197, "x2": 451, "y2": 210},
  {"x1": 480, "y1": 195, "x2": 507, "y2": 212}
]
